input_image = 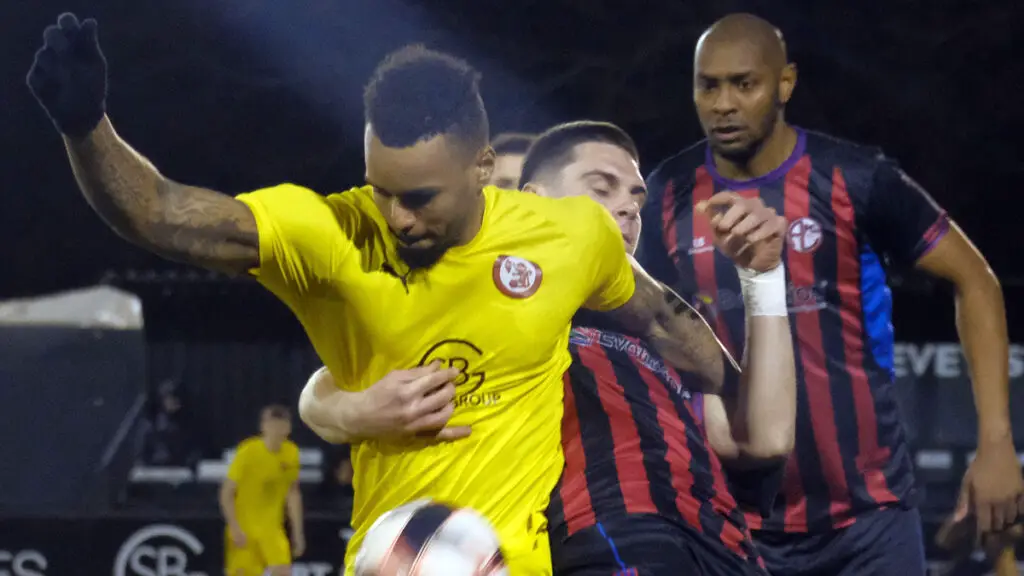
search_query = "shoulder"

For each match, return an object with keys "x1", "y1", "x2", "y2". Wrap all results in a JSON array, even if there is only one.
[
  {"x1": 486, "y1": 185, "x2": 569, "y2": 218},
  {"x1": 235, "y1": 183, "x2": 346, "y2": 241},
  {"x1": 234, "y1": 437, "x2": 261, "y2": 457},
  {"x1": 324, "y1": 185, "x2": 376, "y2": 210},
  {"x1": 236, "y1": 183, "x2": 325, "y2": 208},
  {"x1": 324, "y1": 185, "x2": 386, "y2": 228},
  {"x1": 802, "y1": 129, "x2": 889, "y2": 182},
  {"x1": 556, "y1": 195, "x2": 620, "y2": 243},
  {"x1": 646, "y1": 140, "x2": 708, "y2": 196},
  {"x1": 487, "y1": 186, "x2": 609, "y2": 240},
  {"x1": 237, "y1": 184, "x2": 375, "y2": 218},
  {"x1": 283, "y1": 441, "x2": 301, "y2": 462}
]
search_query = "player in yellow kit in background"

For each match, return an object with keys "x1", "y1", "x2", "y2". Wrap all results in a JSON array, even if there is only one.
[
  {"x1": 219, "y1": 405, "x2": 305, "y2": 576},
  {"x1": 29, "y1": 16, "x2": 740, "y2": 575}
]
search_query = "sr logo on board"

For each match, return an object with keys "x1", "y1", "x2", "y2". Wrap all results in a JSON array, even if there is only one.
[{"x1": 114, "y1": 524, "x2": 206, "y2": 576}]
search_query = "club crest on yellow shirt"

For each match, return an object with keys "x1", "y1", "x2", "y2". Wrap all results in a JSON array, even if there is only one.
[{"x1": 492, "y1": 255, "x2": 542, "y2": 299}]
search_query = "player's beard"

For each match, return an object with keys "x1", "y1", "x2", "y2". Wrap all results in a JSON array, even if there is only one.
[
  {"x1": 396, "y1": 242, "x2": 449, "y2": 270},
  {"x1": 714, "y1": 93, "x2": 783, "y2": 164}
]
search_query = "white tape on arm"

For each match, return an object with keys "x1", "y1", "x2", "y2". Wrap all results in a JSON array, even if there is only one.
[{"x1": 737, "y1": 263, "x2": 788, "y2": 317}]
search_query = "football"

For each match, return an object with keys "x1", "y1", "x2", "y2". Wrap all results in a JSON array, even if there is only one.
[{"x1": 354, "y1": 499, "x2": 509, "y2": 576}]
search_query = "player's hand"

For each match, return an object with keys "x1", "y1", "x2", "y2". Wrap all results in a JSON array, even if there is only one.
[
  {"x1": 936, "y1": 502, "x2": 1022, "y2": 566},
  {"x1": 697, "y1": 192, "x2": 786, "y2": 273},
  {"x1": 341, "y1": 362, "x2": 470, "y2": 441},
  {"x1": 960, "y1": 439, "x2": 1024, "y2": 535},
  {"x1": 291, "y1": 531, "x2": 306, "y2": 558},
  {"x1": 229, "y1": 524, "x2": 247, "y2": 548},
  {"x1": 26, "y1": 13, "x2": 108, "y2": 138}
]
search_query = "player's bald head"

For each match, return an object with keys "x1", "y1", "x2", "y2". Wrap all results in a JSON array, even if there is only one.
[
  {"x1": 692, "y1": 13, "x2": 797, "y2": 161},
  {"x1": 696, "y1": 13, "x2": 788, "y2": 74}
]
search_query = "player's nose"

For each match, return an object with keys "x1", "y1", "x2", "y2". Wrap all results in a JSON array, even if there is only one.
[
  {"x1": 613, "y1": 200, "x2": 640, "y2": 223},
  {"x1": 388, "y1": 199, "x2": 418, "y2": 231},
  {"x1": 711, "y1": 87, "x2": 738, "y2": 114},
  {"x1": 614, "y1": 205, "x2": 640, "y2": 244},
  {"x1": 617, "y1": 203, "x2": 639, "y2": 219}
]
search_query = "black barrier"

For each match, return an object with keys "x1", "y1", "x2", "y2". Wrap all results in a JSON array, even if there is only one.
[
  {"x1": 0, "y1": 327, "x2": 146, "y2": 514},
  {"x1": 0, "y1": 514, "x2": 1021, "y2": 575},
  {"x1": 0, "y1": 515, "x2": 348, "y2": 576},
  {"x1": 892, "y1": 343, "x2": 1024, "y2": 448}
]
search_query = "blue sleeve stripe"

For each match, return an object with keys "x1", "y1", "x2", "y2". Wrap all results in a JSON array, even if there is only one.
[{"x1": 860, "y1": 248, "x2": 895, "y2": 379}]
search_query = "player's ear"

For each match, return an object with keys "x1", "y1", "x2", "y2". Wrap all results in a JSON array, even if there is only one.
[
  {"x1": 475, "y1": 146, "x2": 496, "y2": 187},
  {"x1": 778, "y1": 62, "x2": 797, "y2": 105}
]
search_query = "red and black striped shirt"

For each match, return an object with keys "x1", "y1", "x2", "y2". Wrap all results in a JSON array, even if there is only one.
[
  {"x1": 547, "y1": 325, "x2": 761, "y2": 566},
  {"x1": 638, "y1": 129, "x2": 949, "y2": 533}
]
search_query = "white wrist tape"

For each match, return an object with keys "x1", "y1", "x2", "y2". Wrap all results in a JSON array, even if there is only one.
[{"x1": 737, "y1": 263, "x2": 788, "y2": 317}]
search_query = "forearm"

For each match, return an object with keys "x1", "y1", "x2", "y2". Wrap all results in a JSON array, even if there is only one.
[
  {"x1": 218, "y1": 486, "x2": 240, "y2": 528},
  {"x1": 728, "y1": 314, "x2": 796, "y2": 461},
  {"x1": 644, "y1": 299, "x2": 729, "y2": 393},
  {"x1": 611, "y1": 259, "x2": 730, "y2": 393},
  {"x1": 287, "y1": 489, "x2": 304, "y2": 535},
  {"x1": 64, "y1": 116, "x2": 166, "y2": 242},
  {"x1": 956, "y1": 274, "x2": 1012, "y2": 445},
  {"x1": 63, "y1": 116, "x2": 257, "y2": 273},
  {"x1": 707, "y1": 265, "x2": 795, "y2": 464}
]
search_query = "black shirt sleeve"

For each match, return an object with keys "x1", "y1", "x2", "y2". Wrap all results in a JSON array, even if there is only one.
[
  {"x1": 862, "y1": 155, "x2": 950, "y2": 268},
  {"x1": 637, "y1": 167, "x2": 681, "y2": 287}
]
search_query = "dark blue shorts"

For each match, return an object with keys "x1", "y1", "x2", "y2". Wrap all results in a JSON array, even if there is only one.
[
  {"x1": 552, "y1": 514, "x2": 766, "y2": 576},
  {"x1": 753, "y1": 507, "x2": 927, "y2": 576}
]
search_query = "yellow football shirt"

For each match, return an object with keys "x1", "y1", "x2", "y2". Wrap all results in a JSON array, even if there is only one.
[
  {"x1": 227, "y1": 437, "x2": 300, "y2": 530},
  {"x1": 236, "y1": 185, "x2": 635, "y2": 574}
]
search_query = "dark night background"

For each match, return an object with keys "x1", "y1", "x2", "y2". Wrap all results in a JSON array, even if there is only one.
[{"x1": 2, "y1": 0, "x2": 1022, "y2": 303}]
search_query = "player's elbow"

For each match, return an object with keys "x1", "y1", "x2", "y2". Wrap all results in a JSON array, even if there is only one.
[
  {"x1": 308, "y1": 422, "x2": 351, "y2": 445},
  {"x1": 297, "y1": 402, "x2": 348, "y2": 444},
  {"x1": 218, "y1": 481, "x2": 235, "y2": 504},
  {"x1": 297, "y1": 367, "x2": 329, "y2": 427},
  {"x1": 959, "y1": 263, "x2": 1002, "y2": 297},
  {"x1": 747, "y1": 398, "x2": 797, "y2": 461},
  {"x1": 297, "y1": 382, "x2": 318, "y2": 429},
  {"x1": 743, "y1": 425, "x2": 795, "y2": 463},
  {"x1": 721, "y1": 418, "x2": 795, "y2": 465}
]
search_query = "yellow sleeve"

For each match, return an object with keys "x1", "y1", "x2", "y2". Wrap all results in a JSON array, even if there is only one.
[
  {"x1": 226, "y1": 442, "x2": 250, "y2": 483},
  {"x1": 571, "y1": 197, "x2": 637, "y2": 311},
  {"x1": 235, "y1": 184, "x2": 361, "y2": 307}
]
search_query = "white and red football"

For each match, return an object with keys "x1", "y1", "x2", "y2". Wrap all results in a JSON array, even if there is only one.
[{"x1": 354, "y1": 499, "x2": 509, "y2": 576}]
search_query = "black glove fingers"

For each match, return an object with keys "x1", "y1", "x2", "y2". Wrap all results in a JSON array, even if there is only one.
[
  {"x1": 27, "y1": 69, "x2": 58, "y2": 103},
  {"x1": 28, "y1": 12, "x2": 107, "y2": 138},
  {"x1": 73, "y1": 20, "x2": 101, "y2": 58},
  {"x1": 32, "y1": 47, "x2": 58, "y2": 74},
  {"x1": 43, "y1": 25, "x2": 69, "y2": 52},
  {"x1": 56, "y1": 12, "x2": 81, "y2": 32},
  {"x1": 26, "y1": 58, "x2": 59, "y2": 103},
  {"x1": 81, "y1": 19, "x2": 99, "y2": 41}
]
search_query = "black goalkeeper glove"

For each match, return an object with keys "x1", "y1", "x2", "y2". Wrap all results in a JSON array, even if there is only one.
[{"x1": 26, "y1": 13, "x2": 108, "y2": 138}]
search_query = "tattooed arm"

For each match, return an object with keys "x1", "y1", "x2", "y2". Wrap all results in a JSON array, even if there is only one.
[
  {"x1": 64, "y1": 117, "x2": 259, "y2": 274},
  {"x1": 606, "y1": 257, "x2": 733, "y2": 394}
]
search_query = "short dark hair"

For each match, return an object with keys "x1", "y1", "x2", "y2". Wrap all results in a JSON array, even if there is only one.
[
  {"x1": 262, "y1": 404, "x2": 291, "y2": 421},
  {"x1": 364, "y1": 45, "x2": 489, "y2": 154},
  {"x1": 491, "y1": 132, "x2": 536, "y2": 156},
  {"x1": 519, "y1": 121, "x2": 640, "y2": 187}
]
